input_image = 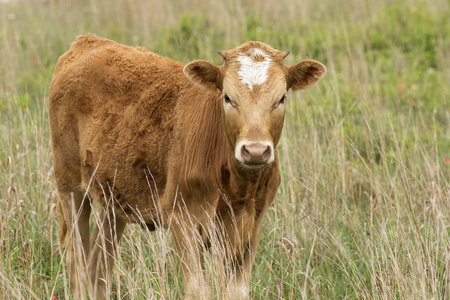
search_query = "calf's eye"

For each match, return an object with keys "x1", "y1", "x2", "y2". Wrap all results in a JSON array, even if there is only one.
[
  {"x1": 224, "y1": 94, "x2": 238, "y2": 108},
  {"x1": 279, "y1": 95, "x2": 285, "y2": 105}
]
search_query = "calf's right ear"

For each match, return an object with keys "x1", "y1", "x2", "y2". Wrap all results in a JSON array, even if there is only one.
[{"x1": 184, "y1": 61, "x2": 222, "y2": 91}]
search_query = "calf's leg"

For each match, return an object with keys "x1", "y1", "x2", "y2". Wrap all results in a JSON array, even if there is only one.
[
  {"x1": 225, "y1": 219, "x2": 263, "y2": 300},
  {"x1": 170, "y1": 198, "x2": 217, "y2": 300},
  {"x1": 58, "y1": 189, "x2": 91, "y2": 300},
  {"x1": 88, "y1": 207, "x2": 127, "y2": 300}
]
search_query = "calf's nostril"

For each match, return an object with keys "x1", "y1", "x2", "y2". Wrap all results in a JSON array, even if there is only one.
[
  {"x1": 262, "y1": 146, "x2": 271, "y2": 160},
  {"x1": 242, "y1": 146, "x2": 251, "y2": 160}
]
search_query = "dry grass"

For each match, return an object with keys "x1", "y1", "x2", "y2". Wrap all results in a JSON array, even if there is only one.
[{"x1": 1, "y1": 0, "x2": 449, "y2": 299}]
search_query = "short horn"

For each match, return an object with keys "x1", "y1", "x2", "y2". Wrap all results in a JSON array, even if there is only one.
[
  {"x1": 281, "y1": 50, "x2": 290, "y2": 59},
  {"x1": 218, "y1": 50, "x2": 227, "y2": 60}
]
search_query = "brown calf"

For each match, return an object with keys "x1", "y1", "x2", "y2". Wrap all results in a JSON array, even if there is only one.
[{"x1": 49, "y1": 34, "x2": 326, "y2": 299}]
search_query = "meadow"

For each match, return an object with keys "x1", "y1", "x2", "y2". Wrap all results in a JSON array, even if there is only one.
[{"x1": 0, "y1": 0, "x2": 449, "y2": 298}]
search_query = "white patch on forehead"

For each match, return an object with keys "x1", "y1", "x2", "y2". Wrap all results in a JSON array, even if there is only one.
[{"x1": 236, "y1": 48, "x2": 272, "y2": 90}]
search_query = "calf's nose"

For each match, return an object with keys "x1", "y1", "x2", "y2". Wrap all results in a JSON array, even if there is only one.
[{"x1": 241, "y1": 142, "x2": 271, "y2": 165}]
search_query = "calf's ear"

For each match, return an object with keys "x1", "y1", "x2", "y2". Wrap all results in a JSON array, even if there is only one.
[
  {"x1": 184, "y1": 61, "x2": 222, "y2": 91},
  {"x1": 287, "y1": 60, "x2": 327, "y2": 91}
]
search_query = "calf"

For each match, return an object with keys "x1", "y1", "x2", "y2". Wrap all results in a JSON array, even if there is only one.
[{"x1": 49, "y1": 34, "x2": 326, "y2": 299}]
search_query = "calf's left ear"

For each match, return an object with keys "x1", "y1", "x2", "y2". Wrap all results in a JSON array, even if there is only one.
[
  {"x1": 184, "y1": 61, "x2": 222, "y2": 91},
  {"x1": 287, "y1": 60, "x2": 327, "y2": 91}
]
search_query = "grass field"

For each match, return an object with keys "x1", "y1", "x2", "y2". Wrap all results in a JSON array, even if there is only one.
[{"x1": 1, "y1": 0, "x2": 449, "y2": 298}]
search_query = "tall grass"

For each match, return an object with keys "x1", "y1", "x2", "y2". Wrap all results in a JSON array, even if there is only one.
[{"x1": 1, "y1": 0, "x2": 449, "y2": 298}]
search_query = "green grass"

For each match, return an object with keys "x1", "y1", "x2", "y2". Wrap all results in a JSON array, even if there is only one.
[{"x1": 1, "y1": 0, "x2": 449, "y2": 298}]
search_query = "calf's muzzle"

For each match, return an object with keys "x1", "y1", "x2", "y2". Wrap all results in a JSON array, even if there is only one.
[{"x1": 240, "y1": 142, "x2": 272, "y2": 166}]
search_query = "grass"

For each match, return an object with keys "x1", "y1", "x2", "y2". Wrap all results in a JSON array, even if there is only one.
[{"x1": 1, "y1": 0, "x2": 449, "y2": 298}]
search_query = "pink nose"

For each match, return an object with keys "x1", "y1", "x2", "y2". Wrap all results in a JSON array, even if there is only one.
[{"x1": 241, "y1": 142, "x2": 271, "y2": 165}]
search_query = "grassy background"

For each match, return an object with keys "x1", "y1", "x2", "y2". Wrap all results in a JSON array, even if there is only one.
[{"x1": 1, "y1": 0, "x2": 449, "y2": 298}]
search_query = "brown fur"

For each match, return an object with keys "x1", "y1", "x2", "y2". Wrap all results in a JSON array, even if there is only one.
[{"x1": 49, "y1": 34, "x2": 326, "y2": 299}]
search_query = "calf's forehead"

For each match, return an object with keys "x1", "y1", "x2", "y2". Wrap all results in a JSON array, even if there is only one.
[{"x1": 222, "y1": 44, "x2": 287, "y2": 94}]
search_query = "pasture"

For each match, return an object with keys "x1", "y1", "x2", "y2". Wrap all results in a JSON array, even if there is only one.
[{"x1": 0, "y1": 0, "x2": 449, "y2": 298}]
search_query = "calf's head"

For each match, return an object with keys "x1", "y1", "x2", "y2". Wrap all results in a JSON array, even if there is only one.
[{"x1": 184, "y1": 42, "x2": 326, "y2": 168}]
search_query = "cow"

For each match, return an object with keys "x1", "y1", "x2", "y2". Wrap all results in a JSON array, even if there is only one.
[{"x1": 49, "y1": 34, "x2": 326, "y2": 299}]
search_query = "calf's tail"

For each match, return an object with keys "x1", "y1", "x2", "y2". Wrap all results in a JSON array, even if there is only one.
[{"x1": 58, "y1": 199, "x2": 68, "y2": 245}]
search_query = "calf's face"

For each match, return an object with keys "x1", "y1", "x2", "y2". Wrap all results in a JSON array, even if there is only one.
[{"x1": 184, "y1": 42, "x2": 326, "y2": 168}]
